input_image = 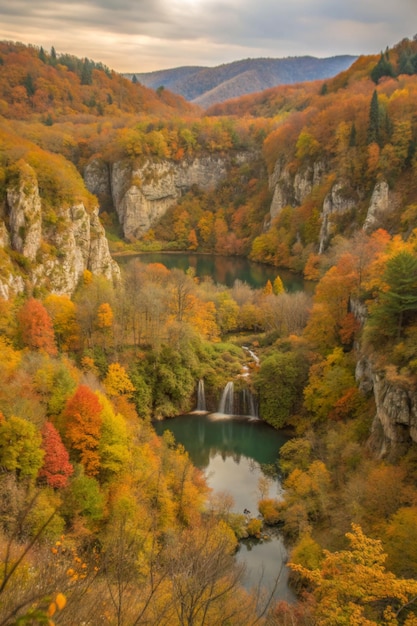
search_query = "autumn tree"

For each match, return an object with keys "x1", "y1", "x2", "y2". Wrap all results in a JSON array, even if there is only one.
[
  {"x1": 44, "y1": 294, "x2": 79, "y2": 351},
  {"x1": 303, "y1": 347, "x2": 363, "y2": 423},
  {"x1": 18, "y1": 298, "x2": 57, "y2": 356},
  {"x1": 61, "y1": 385, "x2": 103, "y2": 477},
  {"x1": 0, "y1": 416, "x2": 44, "y2": 480},
  {"x1": 273, "y1": 275, "x2": 285, "y2": 295},
  {"x1": 104, "y1": 363, "x2": 135, "y2": 398},
  {"x1": 38, "y1": 421, "x2": 74, "y2": 488},
  {"x1": 97, "y1": 393, "x2": 131, "y2": 482},
  {"x1": 165, "y1": 520, "x2": 256, "y2": 625},
  {"x1": 290, "y1": 524, "x2": 417, "y2": 625}
]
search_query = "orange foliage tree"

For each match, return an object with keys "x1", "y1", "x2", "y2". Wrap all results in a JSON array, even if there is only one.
[
  {"x1": 18, "y1": 298, "x2": 57, "y2": 356},
  {"x1": 39, "y1": 421, "x2": 74, "y2": 488},
  {"x1": 61, "y1": 385, "x2": 103, "y2": 476}
]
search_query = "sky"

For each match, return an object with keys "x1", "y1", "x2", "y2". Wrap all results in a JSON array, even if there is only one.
[{"x1": 0, "y1": 0, "x2": 415, "y2": 73}]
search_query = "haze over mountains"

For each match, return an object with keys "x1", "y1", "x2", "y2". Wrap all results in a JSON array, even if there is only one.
[{"x1": 125, "y1": 55, "x2": 357, "y2": 107}]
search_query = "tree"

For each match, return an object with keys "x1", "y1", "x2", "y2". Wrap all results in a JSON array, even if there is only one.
[
  {"x1": 165, "y1": 520, "x2": 252, "y2": 626},
  {"x1": 104, "y1": 363, "x2": 135, "y2": 398},
  {"x1": 61, "y1": 385, "x2": 103, "y2": 477},
  {"x1": 44, "y1": 294, "x2": 79, "y2": 352},
  {"x1": 263, "y1": 279, "x2": 273, "y2": 295},
  {"x1": 368, "y1": 89, "x2": 380, "y2": 145},
  {"x1": 368, "y1": 250, "x2": 417, "y2": 340},
  {"x1": 371, "y1": 52, "x2": 395, "y2": 84},
  {"x1": 18, "y1": 298, "x2": 57, "y2": 356},
  {"x1": 38, "y1": 421, "x2": 73, "y2": 488},
  {"x1": 255, "y1": 350, "x2": 309, "y2": 428},
  {"x1": 97, "y1": 393, "x2": 130, "y2": 481},
  {"x1": 303, "y1": 348, "x2": 362, "y2": 423},
  {"x1": 384, "y1": 507, "x2": 417, "y2": 577},
  {"x1": 273, "y1": 275, "x2": 285, "y2": 295},
  {"x1": 0, "y1": 416, "x2": 44, "y2": 480},
  {"x1": 290, "y1": 524, "x2": 417, "y2": 625}
]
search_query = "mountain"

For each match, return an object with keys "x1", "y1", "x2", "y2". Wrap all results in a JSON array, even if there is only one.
[{"x1": 125, "y1": 55, "x2": 357, "y2": 107}]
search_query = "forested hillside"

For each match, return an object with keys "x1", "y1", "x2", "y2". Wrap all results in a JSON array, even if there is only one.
[
  {"x1": 1, "y1": 37, "x2": 417, "y2": 625},
  {"x1": 125, "y1": 55, "x2": 357, "y2": 107}
]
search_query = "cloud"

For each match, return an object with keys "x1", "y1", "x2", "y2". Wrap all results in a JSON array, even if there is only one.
[{"x1": 0, "y1": 0, "x2": 414, "y2": 71}]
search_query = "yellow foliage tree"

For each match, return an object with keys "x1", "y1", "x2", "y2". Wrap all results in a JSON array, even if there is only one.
[{"x1": 290, "y1": 524, "x2": 417, "y2": 625}]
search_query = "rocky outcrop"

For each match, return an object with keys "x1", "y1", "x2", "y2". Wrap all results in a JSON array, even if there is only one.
[
  {"x1": 356, "y1": 355, "x2": 417, "y2": 459},
  {"x1": 85, "y1": 154, "x2": 251, "y2": 240},
  {"x1": 268, "y1": 160, "x2": 326, "y2": 221},
  {"x1": 268, "y1": 159, "x2": 402, "y2": 252},
  {"x1": 7, "y1": 162, "x2": 42, "y2": 261},
  {"x1": 363, "y1": 180, "x2": 400, "y2": 233},
  {"x1": 318, "y1": 183, "x2": 357, "y2": 253},
  {"x1": 0, "y1": 162, "x2": 119, "y2": 299}
]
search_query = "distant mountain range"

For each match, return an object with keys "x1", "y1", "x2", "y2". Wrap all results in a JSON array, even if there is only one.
[{"x1": 125, "y1": 55, "x2": 357, "y2": 107}]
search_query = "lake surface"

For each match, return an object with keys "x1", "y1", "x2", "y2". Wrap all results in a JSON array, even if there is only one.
[
  {"x1": 117, "y1": 252, "x2": 313, "y2": 292},
  {"x1": 153, "y1": 412, "x2": 296, "y2": 603}
]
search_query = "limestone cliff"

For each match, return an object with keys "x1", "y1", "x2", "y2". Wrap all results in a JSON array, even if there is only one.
[
  {"x1": 268, "y1": 158, "x2": 398, "y2": 252},
  {"x1": 0, "y1": 161, "x2": 119, "y2": 299},
  {"x1": 84, "y1": 153, "x2": 251, "y2": 240},
  {"x1": 356, "y1": 355, "x2": 417, "y2": 459}
]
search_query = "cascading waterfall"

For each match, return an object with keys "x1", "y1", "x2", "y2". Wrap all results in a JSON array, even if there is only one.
[
  {"x1": 196, "y1": 379, "x2": 206, "y2": 412},
  {"x1": 218, "y1": 381, "x2": 234, "y2": 415},
  {"x1": 217, "y1": 382, "x2": 258, "y2": 417},
  {"x1": 240, "y1": 387, "x2": 258, "y2": 418}
]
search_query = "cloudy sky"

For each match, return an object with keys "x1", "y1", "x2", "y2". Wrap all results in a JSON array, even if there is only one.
[{"x1": 0, "y1": 0, "x2": 415, "y2": 73}]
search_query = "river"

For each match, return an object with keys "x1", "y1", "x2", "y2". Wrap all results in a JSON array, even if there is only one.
[{"x1": 153, "y1": 412, "x2": 296, "y2": 603}]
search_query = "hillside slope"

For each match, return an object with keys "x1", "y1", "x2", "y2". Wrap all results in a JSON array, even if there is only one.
[{"x1": 126, "y1": 55, "x2": 357, "y2": 106}]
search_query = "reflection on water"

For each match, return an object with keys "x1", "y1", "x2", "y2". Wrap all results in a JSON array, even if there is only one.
[
  {"x1": 153, "y1": 413, "x2": 296, "y2": 602},
  {"x1": 117, "y1": 251, "x2": 314, "y2": 292}
]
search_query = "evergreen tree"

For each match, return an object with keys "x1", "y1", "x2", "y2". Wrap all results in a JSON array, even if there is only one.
[
  {"x1": 371, "y1": 51, "x2": 395, "y2": 84},
  {"x1": 369, "y1": 250, "x2": 417, "y2": 340},
  {"x1": 23, "y1": 73, "x2": 35, "y2": 97},
  {"x1": 349, "y1": 122, "x2": 357, "y2": 147},
  {"x1": 38, "y1": 46, "x2": 46, "y2": 63},
  {"x1": 81, "y1": 58, "x2": 93, "y2": 85},
  {"x1": 367, "y1": 90, "x2": 380, "y2": 145},
  {"x1": 132, "y1": 74, "x2": 138, "y2": 84}
]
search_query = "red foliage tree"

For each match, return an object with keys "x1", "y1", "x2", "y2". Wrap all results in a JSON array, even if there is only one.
[
  {"x1": 61, "y1": 385, "x2": 102, "y2": 476},
  {"x1": 18, "y1": 298, "x2": 57, "y2": 356},
  {"x1": 38, "y1": 421, "x2": 73, "y2": 488}
]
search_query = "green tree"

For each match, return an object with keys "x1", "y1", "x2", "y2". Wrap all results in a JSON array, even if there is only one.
[
  {"x1": 371, "y1": 51, "x2": 395, "y2": 84},
  {"x1": 367, "y1": 250, "x2": 417, "y2": 341},
  {"x1": 367, "y1": 89, "x2": 380, "y2": 146},
  {"x1": 254, "y1": 350, "x2": 309, "y2": 428}
]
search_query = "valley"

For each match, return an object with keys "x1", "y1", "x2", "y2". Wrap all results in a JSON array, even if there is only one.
[{"x1": 0, "y1": 36, "x2": 417, "y2": 625}]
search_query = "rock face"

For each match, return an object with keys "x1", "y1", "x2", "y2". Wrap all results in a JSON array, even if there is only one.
[
  {"x1": 85, "y1": 154, "x2": 250, "y2": 240},
  {"x1": 356, "y1": 355, "x2": 417, "y2": 459},
  {"x1": 362, "y1": 180, "x2": 401, "y2": 233},
  {"x1": 268, "y1": 156, "x2": 400, "y2": 251},
  {"x1": 268, "y1": 160, "x2": 326, "y2": 222},
  {"x1": 0, "y1": 162, "x2": 120, "y2": 299},
  {"x1": 318, "y1": 182, "x2": 357, "y2": 253}
]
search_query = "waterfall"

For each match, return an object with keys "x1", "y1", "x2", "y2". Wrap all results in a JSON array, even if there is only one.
[
  {"x1": 196, "y1": 379, "x2": 206, "y2": 412},
  {"x1": 240, "y1": 388, "x2": 258, "y2": 418},
  {"x1": 218, "y1": 381, "x2": 234, "y2": 415}
]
